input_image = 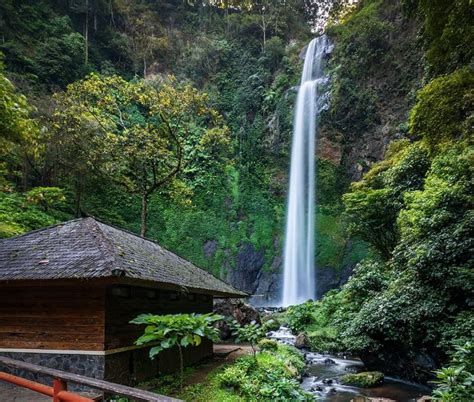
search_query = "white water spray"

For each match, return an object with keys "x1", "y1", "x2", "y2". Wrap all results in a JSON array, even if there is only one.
[{"x1": 282, "y1": 36, "x2": 331, "y2": 307}]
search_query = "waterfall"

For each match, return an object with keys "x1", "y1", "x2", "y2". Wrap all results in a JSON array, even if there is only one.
[{"x1": 282, "y1": 36, "x2": 331, "y2": 307}]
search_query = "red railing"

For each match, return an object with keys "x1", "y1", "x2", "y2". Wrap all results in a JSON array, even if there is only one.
[
  {"x1": 0, "y1": 356, "x2": 181, "y2": 402},
  {"x1": 0, "y1": 371, "x2": 93, "y2": 401}
]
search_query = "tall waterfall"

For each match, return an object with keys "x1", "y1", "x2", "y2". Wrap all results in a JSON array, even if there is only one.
[{"x1": 282, "y1": 36, "x2": 330, "y2": 307}]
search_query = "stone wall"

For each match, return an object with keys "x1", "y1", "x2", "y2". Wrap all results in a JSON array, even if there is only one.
[
  {"x1": 0, "y1": 351, "x2": 104, "y2": 392},
  {"x1": 0, "y1": 341, "x2": 213, "y2": 390}
]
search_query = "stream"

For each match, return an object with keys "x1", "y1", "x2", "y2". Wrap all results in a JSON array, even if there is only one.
[{"x1": 266, "y1": 327, "x2": 431, "y2": 402}]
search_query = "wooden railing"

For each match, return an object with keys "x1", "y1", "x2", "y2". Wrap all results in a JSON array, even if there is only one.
[{"x1": 0, "y1": 356, "x2": 181, "y2": 402}]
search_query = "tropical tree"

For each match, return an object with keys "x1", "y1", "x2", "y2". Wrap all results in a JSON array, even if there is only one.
[{"x1": 53, "y1": 73, "x2": 230, "y2": 236}]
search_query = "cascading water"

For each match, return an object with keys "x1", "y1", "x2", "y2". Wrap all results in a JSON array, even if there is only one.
[{"x1": 282, "y1": 35, "x2": 331, "y2": 307}]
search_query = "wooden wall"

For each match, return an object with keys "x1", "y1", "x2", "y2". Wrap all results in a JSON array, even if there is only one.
[
  {"x1": 104, "y1": 286, "x2": 213, "y2": 350},
  {"x1": 0, "y1": 284, "x2": 214, "y2": 355},
  {"x1": 0, "y1": 286, "x2": 105, "y2": 350}
]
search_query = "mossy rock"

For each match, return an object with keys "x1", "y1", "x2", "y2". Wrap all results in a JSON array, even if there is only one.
[{"x1": 340, "y1": 371, "x2": 384, "y2": 388}]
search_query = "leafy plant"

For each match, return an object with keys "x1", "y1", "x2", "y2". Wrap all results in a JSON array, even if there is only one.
[
  {"x1": 432, "y1": 343, "x2": 474, "y2": 402},
  {"x1": 216, "y1": 345, "x2": 309, "y2": 400},
  {"x1": 258, "y1": 338, "x2": 278, "y2": 352},
  {"x1": 25, "y1": 187, "x2": 65, "y2": 211},
  {"x1": 286, "y1": 301, "x2": 317, "y2": 333},
  {"x1": 230, "y1": 320, "x2": 265, "y2": 357},
  {"x1": 131, "y1": 312, "x2": 223, "y2": 390}
]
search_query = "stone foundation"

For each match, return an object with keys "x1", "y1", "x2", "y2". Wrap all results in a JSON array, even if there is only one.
[
  {"x1": 0, "y1": 352, "x2": 104, "y2": 392},
  {"x1": 0, "y1": 341, "x2": 213, "y2": 391}
]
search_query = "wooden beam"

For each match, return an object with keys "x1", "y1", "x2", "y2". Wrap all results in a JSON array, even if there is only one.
[{"x1": 0, "y1": 356, "x2": 181, "y2": 402}]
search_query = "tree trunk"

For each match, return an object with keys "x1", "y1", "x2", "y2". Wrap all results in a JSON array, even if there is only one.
[
  {"x1": 75, "y1": 174, "x2": 84, "y2": 218},
  {"x1": 177, "y1": 344, "x2": 184, "y2": 391},
  {"x1": 140, "y1": 193, "x2": 148, "y2": 237},
  {"x1": 84, "y1": 0, "x2": 89, "y2": 65}
]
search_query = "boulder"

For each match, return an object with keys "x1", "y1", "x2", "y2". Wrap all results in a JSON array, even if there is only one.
[
  {"x1": 213, "y1": 298, "x2": 261, "y2": 340},
  {"x1": 294, "y1": 333, "x2": 310, "y2": 349},
  {"x1": 340, "y1": 371, "x2": 384, "y2": 388}
]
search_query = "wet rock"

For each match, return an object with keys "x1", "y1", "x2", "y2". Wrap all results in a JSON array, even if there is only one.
[
  {"x1": 213, "y1": 298, "x2": 261, "y2": 340},
  {"x1": 322, "y1": 378, "x2": 333, "y2": 385},
  {"x1": 340, "y1": 371, "x2": 384, "y2": 388},
  {"x1": 203, "y1": 240, "x2": 218, "y2": 258},
  {"x1": 226, "y1": 243, "x2": 265, "y2": 294},
  {"x1": 310, "y1": 385, "x2": 324, "y2": 392},
  {"x1": 295, "y1": 333, "x2": 310, "y2": 349},
  {"x1": 323, "y1": 358, "x2": 336, "y2": 365}
]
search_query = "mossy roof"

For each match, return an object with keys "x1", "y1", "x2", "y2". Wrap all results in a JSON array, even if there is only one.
[{"x1": 0, "y1": 217, "x2": 247, "y2": 297}]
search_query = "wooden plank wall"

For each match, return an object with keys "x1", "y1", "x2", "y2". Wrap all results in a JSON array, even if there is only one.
[
  {"x1": 0, "y1": 286, "x2": 105, "y2": 350},
  {"x1": 105, "y1": 286, "x2": 213, "y2": 350}
]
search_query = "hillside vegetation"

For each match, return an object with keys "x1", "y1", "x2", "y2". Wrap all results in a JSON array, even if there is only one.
[{"x1": 0, "y1": 0, "x2": 472, "y2": 391}]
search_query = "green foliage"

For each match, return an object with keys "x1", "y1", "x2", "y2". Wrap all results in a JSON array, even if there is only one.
[
  {"x1": 0, "y1": 55, "x2": 37, "y2": 145},
  {"x1": 317, "y1": 141, "x2": 474, "y2": 379},
  {"x1": 261, "y1": 317, "x2": 280, "y2": 332},
  {"x1": 286, "y1": 301, "x2": 317, "y2": 333},
  {"x1": 132, "y1": 313, "x2": 223, "y2": 358},
  {"x1": 257, "y1": 338, "x2": 278, "y2": 352},
  {"x1": 417, "y1": 0, "x2": 474, "y2": 76},
  {"x1": 25, "y1": 187, "x2": 65, "y2": 211},
  {"x1": 0, "y1": 191, "x2": 64, "y2": 238},
  {"x1": 343, "y1": 142, "x2": 430, "y2": 259},
  {"x1": 0, "y1": 2, "x2": 90, "y2": 88},
  {"x1": 216, "y1": 345, "x2": 309, "y2": 401},
  {"x1": 132, "y1": 312, "x2": 222, "y2": 389},
  {"x1": 409, "y1": 67, "x2": 474, "y2": 149},
  {"x1": 230, "y1": 321, "x2": 265, "y2": 356},
  {"x1": 432, "y1": 343, "x2": 474, "y2": 402},
  {"x1": 53, "y1": 72, "x2": 230, "y2": 236},
  {"x1": 329, "y1": 0, "x2": 391, "y2": 78}
]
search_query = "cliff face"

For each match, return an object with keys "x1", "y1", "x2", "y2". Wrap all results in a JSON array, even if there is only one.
[
  {"x1": 320, "y1": 0, "x2": 423, "y2": 182},
  {"x1": 220, "y1": 0, "x2": 424, "y2": 305}
]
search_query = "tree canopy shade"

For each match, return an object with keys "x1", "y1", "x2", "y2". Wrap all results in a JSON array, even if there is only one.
[{"x1": 53, "y1": 73, "x2": 231, "y2": 236}]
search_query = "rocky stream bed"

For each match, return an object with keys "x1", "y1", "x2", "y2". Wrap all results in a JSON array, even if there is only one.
[{"x1": 266, "y1": 327, "x2": 431, "y2": 402}]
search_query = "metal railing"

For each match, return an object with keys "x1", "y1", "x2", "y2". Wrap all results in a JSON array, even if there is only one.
[{"x1": 0, "y1": 356, "x2": 181, "y2": 402}]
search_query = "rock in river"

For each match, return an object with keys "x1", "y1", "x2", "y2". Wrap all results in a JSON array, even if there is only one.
[{"x1": 340, "y1": 371, "x2": 384, "y2": 387}]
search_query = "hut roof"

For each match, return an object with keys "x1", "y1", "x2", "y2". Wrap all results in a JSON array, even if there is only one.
[{"x1": 0, "y1": 217, "x2": 247, "y2": 297}]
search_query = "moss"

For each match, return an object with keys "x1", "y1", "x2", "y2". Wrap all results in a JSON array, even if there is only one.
[
  {"x1": 409, "y1": 67, "x2": 474, "y2": 150},
  {"x1": 340, "y1": 371, "x2": 384, "y2": 387}
]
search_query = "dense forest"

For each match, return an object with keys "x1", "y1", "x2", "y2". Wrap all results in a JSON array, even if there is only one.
[{"x1": 0, "y1": 0, "x2": 473, "y2": 400}]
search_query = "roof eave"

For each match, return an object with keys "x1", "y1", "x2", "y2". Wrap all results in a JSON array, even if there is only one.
[{"x1": 0, "y1": 276, "x2": 249, "y2": 298}]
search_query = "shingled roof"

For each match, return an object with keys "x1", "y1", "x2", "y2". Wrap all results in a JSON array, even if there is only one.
[{"x1": 0, "y1": 217, "x2": 247, "y2": 297}]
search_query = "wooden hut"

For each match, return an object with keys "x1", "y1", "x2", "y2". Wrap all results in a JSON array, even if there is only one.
[{"x1": 0, "y1": 217, "x2": 246, "y2": 386}]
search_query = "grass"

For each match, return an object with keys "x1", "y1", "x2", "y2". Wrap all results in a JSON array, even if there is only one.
[{"x1": 123, "y1": 344, "x2": 308, "y2": 402}]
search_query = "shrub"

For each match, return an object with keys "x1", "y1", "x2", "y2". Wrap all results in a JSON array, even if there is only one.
[
  {"x1": 432, "y1": 343, "x2": 474, "y2": 402},
  {"x1": 261, "y1": 317, "x2": 280, "y2": 332},
  {"x1": 286, "y1": 301, "x2": 317, "y2": 333},
  {"x1": 231, "y1": 320, "x2": 266, "y2": 357},
  {"x1": 216, "y1": 345, "x2": 309, "y2": 400},
  {"x1": 258, "y1": 338, "x2": 278, "y2": 352},
  {"x1": 409, "y1": 67, "x2": 474, "y2": 149}
]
